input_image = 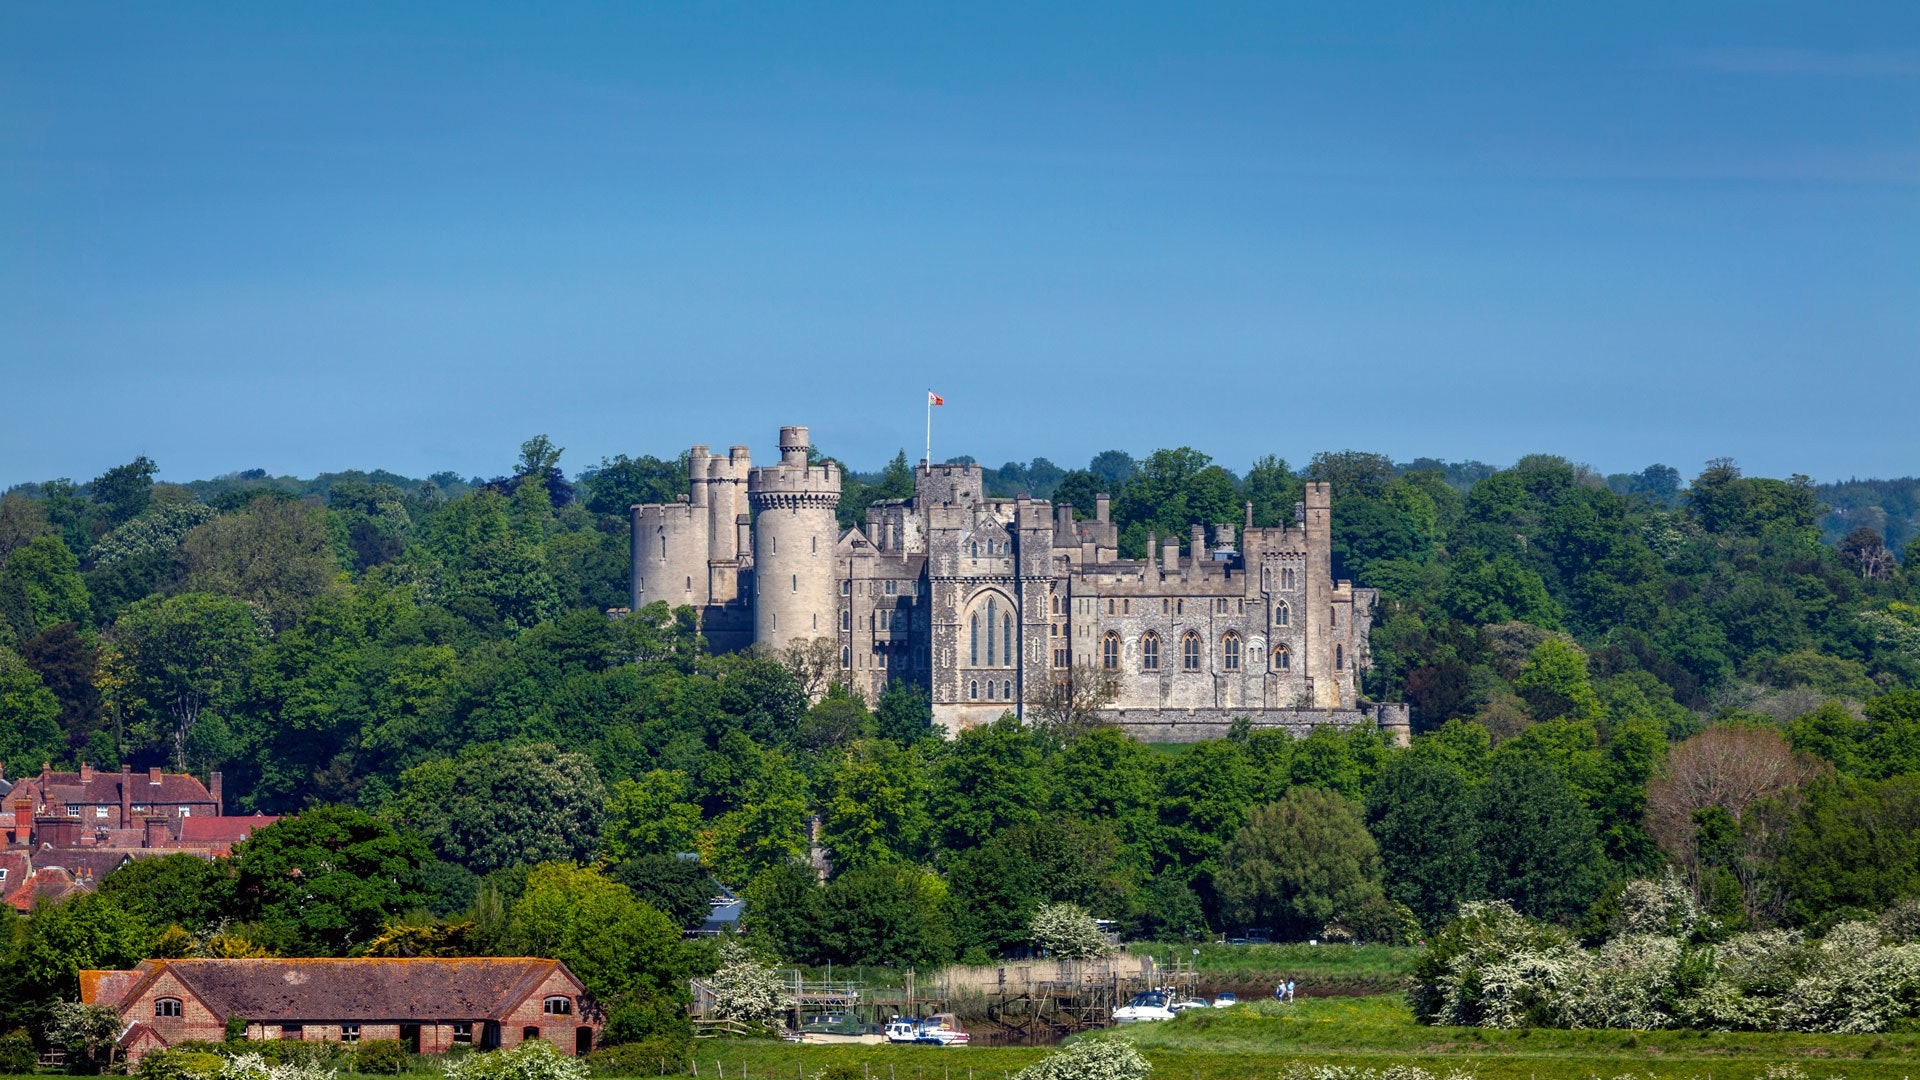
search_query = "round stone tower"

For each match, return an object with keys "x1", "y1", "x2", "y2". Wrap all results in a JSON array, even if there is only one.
[{"x1": 748, "y1": 425, "x2": 841, "y2": 652}]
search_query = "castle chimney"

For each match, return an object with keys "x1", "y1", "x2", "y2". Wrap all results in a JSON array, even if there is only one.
[
  {"x1": 1245, "y1": 501, "x2": 1254, "y2": 530},
  {"x1": 1189, "y1": 525, "x2": 1206, "y2": 578},
  {"x1": 79, "y1": 762, "x2": 93, "y2": 784},
  {"x1": 1095, "y1": 494, "x2": 1110, "y2": 524},
  {"x1": 149, "y1": 766, "x2": 162, "y2": 786},
  {"x1": 1163, "y1": 538, "x2": 1179, "y2": 574},
  {"x1": 210, "y1": 771, "x2": 224, "y2": 816},
  {"x1": 1146, "y1": 530, "x2": 1157, "y2": 574}
]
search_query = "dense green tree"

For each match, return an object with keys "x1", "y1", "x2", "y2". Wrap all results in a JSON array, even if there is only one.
[
  {"x1": 95, "y1": 852, "x2": 234, "y2": 940},
  {"x1": 231, "y1": 805, "x2": 434, "y2": 954},
  {"x1": 1216, "y1": 789, "x2": 1387, "y2": 939},
  {"x1": 815, "y1": 865, "x2": 954, "y2": 969},
  {"x1": 798, "y1": 686, "x2": 876, "y2": 752},
  {"x1": 0, "y1": 892, "x2": 148, "y2": 1025},
  {"x1": 178, "y1": 497, "x2": 343, "y2": 632},
  {"x1": 1474, "y1": 756, "x2": 1607, "y2": 921},
  {"x1": 22, "y1": 622, "x2": 101, "y2": 755},
  {"x1": 601, "y1": 769, "x2": 703, "y2": 861},
  {"x1": 0, "y1": 646, "x2": 64, "y2": 771},
  {"x1": 1367, "y1": 755, "x2": 1484, "y2": 929},
  {"x1": 112, "y1": 592, "x2": 262, "y2": 768},
  {"x1": 1774, "y1": 775, "x2": 1920, "y2": 928},
  {"x1": 1513, "y1": 638, "x2": 1603, "y2": 722},
  {"x1": 819, "y1": 738, "x2": 930, "y2": 872},
  {"x1": 505, "y1": 862, "x2": 689, "y2": 1027},
  {"x1": 606, "y1": 854, "x2": 718, "y2": 930},
  {"x1": 874, "y1": 679, "x2": 936, "y2": 744},
  {"x1": 929, "y1": 715, "x2": 1043, "y2": 850},
  {"x1": 1046, "y1": 726, "x2": 1163, "y2": 854},
  {"x1": 2, "y1": 536, "x2": 89, "y2": 635},
  {"x1": 1158, "y1": 738, "x2": 1255, "y2": 875},
  {"x1": 388, "y1": 742, "x2": 607, "y2": 874},
  {"x1": 89, "y1": 456, "x2": 159, "y2": 527}
]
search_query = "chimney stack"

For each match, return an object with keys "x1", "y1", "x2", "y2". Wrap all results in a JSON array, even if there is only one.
[
  {"x1": 120, "y1": 766, "x2": 132, "y2": 829},
  {"x1": 1095, "y1": 494, "x2": 1110, "y2": 524},
  {"x1": 144, "y1": 816, "x2": 171, "y2": 848},
  {"x1": 210, "y1": 771, "x2": 224, "y2": 816},
  {"x1": 79, "y1": 762, "x2": 93, "y2": 784},
  {"x1": 149, "y1": 766, "x2": 163, "y2": 786}
]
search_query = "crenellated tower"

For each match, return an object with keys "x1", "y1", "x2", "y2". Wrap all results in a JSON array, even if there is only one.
[{"x1": 748, "y1": 426, "x2": 841, "y2": 652}]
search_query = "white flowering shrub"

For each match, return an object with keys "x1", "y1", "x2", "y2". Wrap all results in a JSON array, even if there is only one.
[
  {"x1": 1556, "y1": 934, "x2": 1682, "y2": 1030},
  {"x1": 221, "y1": 1053, "x2": 337, "y2": 1080},
  {"x1": 1410, "y1": 901, "x2": 1579, "y2": 1028},
  {"x1": 708, "y1": 938, "x2": 788, "y2": 1024},
  {"x1": 1030, "y1": 902, "x2": 1113, "y2": 960},
  {"x1": 1778, "y1": 922, "x2": 1920, "y2": 1034},
  {"x1": 1013, "y1": 1039, "x2": 1150, "y2": 1080},
  {"x1": 442, "y1": 1040, "x2": 589, "y2": 1080},
  {"x1": 1611, "y1": 871, "x2": 1698, "y2": 939},
  {"x1": 1275, "y1": 1064, "x2": 1478, "y2": 1080}
]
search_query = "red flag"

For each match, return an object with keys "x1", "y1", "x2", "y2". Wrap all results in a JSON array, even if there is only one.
[{"x1": 928, "y1": 391, "x2": 944, "y2": 406}]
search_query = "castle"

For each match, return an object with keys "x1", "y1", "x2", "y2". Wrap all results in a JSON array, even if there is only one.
[{"x1": 631, "y1": 426, "x2": 1408, "y2": 742}]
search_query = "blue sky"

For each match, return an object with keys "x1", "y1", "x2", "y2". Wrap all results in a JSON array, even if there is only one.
[{"x1": 3, "y1": 3, "x2": 1916, "y2": 488}]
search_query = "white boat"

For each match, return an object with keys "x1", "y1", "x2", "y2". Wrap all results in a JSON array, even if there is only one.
[
  {"x1": 1212, "y1": 993, "x2": 1239, "y2": 1008},
  {"x1": 886, "y1": 1015, "x2": 970, "y2": 1045},
  {"x1": 1169, "y1": 997, "x2": 1210, "y2": 1012},
  {"x1": 1111, "y1": 991, "x2": 1176, "y2": 1024}
]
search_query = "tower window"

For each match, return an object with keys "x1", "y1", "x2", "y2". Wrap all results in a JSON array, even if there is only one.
[
  {"x1": 1336, "y1": 644, "x2": 1345, "y2": 670},
  {"x1": 841, "y1": 580, "x2": 851, "y2": 594},
  {"x1": 970, "y1": 615, "x2": 980, "y2": 666},
  {"x1": 1276, "y1": 602, "x2": 1290, "y2": 627},
  {"x1": 1107, "y1": 599, "x2": 1115, "y2": 615},
  {"x1": 1141, "y1": 632, "x2": 1160, "y2": 672},
  {"x1": 1273, "y1": 645, "x2": 1291, "y2": 671},
  {"x1": 791, "y1": 575, "x2": 797, "y2": 592},
  {"x1": 1223, "y1": 633, "x2": 1241, "y2": 671},
  {"x1": 1182, "y1": 632, "x2": 1201, "y2": 671},
  {"x1": 812, "y1": 536, "x2": 817, "y2": 553},
  {"x1": 1101, "y1": 632, "x2": 1120, "y2": 671},
  {"x1": 842, "y1": 647, "x2": 850, "y2": 669},
  {"x1": 1331, "y1": 607, "x2": 1338, "y2": 627},
  {"x1": 1003, "y1": 614, "x2": 1013, "y2": 665},
  {"x1": 1004, "y1": 680, "x2": 1013, "y2": 700},
  {"x1": 987, "y1": 598, "x2": 998, "y2": 665},
  {"x1": 1123, "y1": 599, "x2": 1130, "y2": 614},
  {"x1": 841, "y1": 610, "x2": 850, "y2": 630}
]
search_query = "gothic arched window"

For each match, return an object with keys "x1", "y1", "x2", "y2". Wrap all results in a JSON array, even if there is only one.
[
  {"x1": 1182, "y1": 631, "x2": 1202, "y2": 671},
  {"x1": 1273, "y1": 645, "x2": 1291, "y2": 671},
  {"x1": 1004, "y1": 679, "x2": 1013, "y2": 700},
  {"x1": 970, "y1": 615, "x2": 980, "y2": 666},
  {"x1": 969, "y1": 680, "x2": 979, "y2": 700},
  {"x1": 1101, "y1": 632, "x2": 1120, "y2": 671},
  {"x1": 1223, "y1": 632, "x2": 1241, "y2": 671},
  {"x1": 1336, "y1": 644, "x2": 1345, "y2": 670},
  {"x1": 1275, "y1": 602, "x2": 1290, "y2": 627},
  {"x1": 1141, "y1": 632, "x2": 1160, "y2": 672},
  {"x1": 1003, "y1": 614, "x2": 1013, "y2": 666}
]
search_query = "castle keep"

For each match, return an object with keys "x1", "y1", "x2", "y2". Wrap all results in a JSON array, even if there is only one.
[{"x1": 633, "y1": 426, "x2": 1408, "y2": 742}]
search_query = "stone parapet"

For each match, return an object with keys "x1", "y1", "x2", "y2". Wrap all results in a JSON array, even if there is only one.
[{"x1": 1094, "y1": 701, "x2": 1410, "y2": 744}]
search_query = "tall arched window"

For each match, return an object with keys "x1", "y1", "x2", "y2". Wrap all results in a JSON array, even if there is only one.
[
  {"x1": 840, "y1": 610, "x2": 851, "y2": 630},
  {"x1": 1141, "y1": 632, "x2": 1160, "y2": 672},
  {"x1": 1273, "y1": 645, "x2": 1291, "y2": 671},
  {"x1": 987, "y1": 598, "x2": 998, "y2": 665},
  {"x1": 1003, "y1": 614, "x2": 1013, "y2": 666},
  {"x1": 1182, "y1": 631, "x2": 1202, "y2": 671},
  {"x1": 841, "y1": 646, "x2": 850, "y2": 669},
  {"x1": 1331, "y1": 606, "x2": 1338, "y2": 627},
  {"x1": 1275, "y1": 602, "x2": 1290, "y2": 627},
  {"x1": 1223, "y1": 633, "x2": 1241, "y2": 671},
  {"x1": 969, "y1": 680, "x2": 979, "y2": 700},
  {"x1": 970, "y1": 615, "x2": 980, "y2": 666},
  {"x1": 1336, "y1": 644, "x2": 1345, "y2": 670},
  {"x1": 1101, "y1": 632, "x2": 1120, "y2": 670},
  {"x1": 1004, "y1": 679, "x2": 1013, "y2": 700},
  {"x1": 1283, "y1": 568, "x2": 1295, "y2": 589}
]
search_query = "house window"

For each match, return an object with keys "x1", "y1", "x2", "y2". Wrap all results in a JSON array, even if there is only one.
[
  {"x1": 1217, "y1": 598, "x2": 1229, "y2": 614},
  {"x1": 341, "y1": 1024, "x2": 361, "y2": 1044},
  {"x1": 1336, "y1": 644, "x2": 1345, "y2": 670},
  {"x1": 1141, "y1": 633, "x2": 1160, "y2": 672},
  {"x1": 1237, "y1": 599, "x2": 1244, "y2": 614},
  {"x1": 1182, "y1": 632, "x2": 1201, "y2": 671},
  {"x1": 1101, "y1": 632, "x2": 1120, "y2": 671},
  {"x1": 1176, "y1": 599, "x2": 1184, "y2": 615},
  {"x1": 1162, "y1": 599, "x2": 1169, "y2": 614},
  {"x1": 1223, "y1": 633, "x2": 1241, "y2": 672},
  {"x1": 95, "y1": 806, "x2": 109, "y2": 819},
  {"x1": 1273, "y1": 645, "x2": 1291, "y2": 671},
  {"x1": 453, "y1": 1023, "x2": 473, "y2": 1045},
  {"x1": 154, "y1": 998, "x2": 182, "y2": 1018},
  {"x1": 543, "y1": 996, "x2": 573, "y2": 1016},
  {"x1": 1275, "y1": 603, "x2": 1290, "y2": 627}
]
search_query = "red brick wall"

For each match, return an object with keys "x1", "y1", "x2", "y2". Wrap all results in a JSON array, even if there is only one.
[
  {"x1": 503, "y1": 970, "x2": 601, "y2": 1055},
  {"x1": 123, "y1": 973, "x2": 225, "y2": 1055}
]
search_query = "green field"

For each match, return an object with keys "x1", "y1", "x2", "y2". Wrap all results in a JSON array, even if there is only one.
[
  {"x1": 645, "y1": 995, "x2": 1920, "y2": 1080},
  {"x1": 1137, "y1": 943, "x2": 1420, "y2": 997}
]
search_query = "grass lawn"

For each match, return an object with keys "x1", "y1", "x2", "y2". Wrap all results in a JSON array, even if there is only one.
[
  {"x1": 1131, "y1": 942, "x2": 1420, "y2": 996},
  {"x1": 642, "y1": 995, "x2": 1920, "y2": 1080}
]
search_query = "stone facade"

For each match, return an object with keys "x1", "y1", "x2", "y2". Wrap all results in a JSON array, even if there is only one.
[{"x1": 633, "y1": 425, "x2": 1408, "y2": 743}]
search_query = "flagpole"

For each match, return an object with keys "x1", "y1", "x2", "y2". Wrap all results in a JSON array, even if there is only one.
[{"x1": 926, "y1": 391, "x2": 932, "y2": 467}]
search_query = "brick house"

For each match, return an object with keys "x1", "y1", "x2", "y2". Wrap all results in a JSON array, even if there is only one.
[
  {"x1": 3, "y1": 763, "x2": 224, "y2": 827},
  {"x1": 80, "y1": 958, "x2": 602, "y2": 1062}
]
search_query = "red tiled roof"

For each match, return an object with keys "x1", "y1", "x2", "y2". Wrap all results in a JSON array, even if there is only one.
[
  {"x1": 4, "y1": 865, "x2": 92, "y2": 911},
  {"x1": 115, "y1": 959, "x2": 581, "y2": 1022},
  {"x1": 80, "y1": 968, "x2": 145, "y2": 1005},
  {"x1": 4, "y1": 770, "x2": 216, "y2": 812}
]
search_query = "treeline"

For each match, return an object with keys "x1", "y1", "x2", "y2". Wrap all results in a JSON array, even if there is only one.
[{"x1": 3, "y1": 439, "x2": 1920, "y2": 1019}]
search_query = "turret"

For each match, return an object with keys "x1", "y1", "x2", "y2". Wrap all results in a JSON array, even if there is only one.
[
  {"x1": 1304, "y1": 482, "x2": 1334, "y2": 706},
  {"x1": 749, "y1": 426, "x2": 842, "y2": 652}
]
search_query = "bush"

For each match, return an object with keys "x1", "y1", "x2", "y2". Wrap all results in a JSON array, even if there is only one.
[
  {"x1": 0, "y1": 1030, "x2": 35, "y2": 1075},
  {"x1": 135, "y1": 1051, "x2": 229, "y2": 1080},
  {"x1": 1012, "y1": 1040, "x2": 1150, "y2": 1080},
  {"x1": 1030, "y1": 903, "x2": 1113, "y2": 960},
  {"x1": 348, "y1": 1040, "x2": 412, "y2": 1075},
  {"x1": 442, "y1": 1040, "x2": 589, "y2": 1080},
  {"x1": 584, "y1": 1041, "x2": 692, "y2": 1077}
]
